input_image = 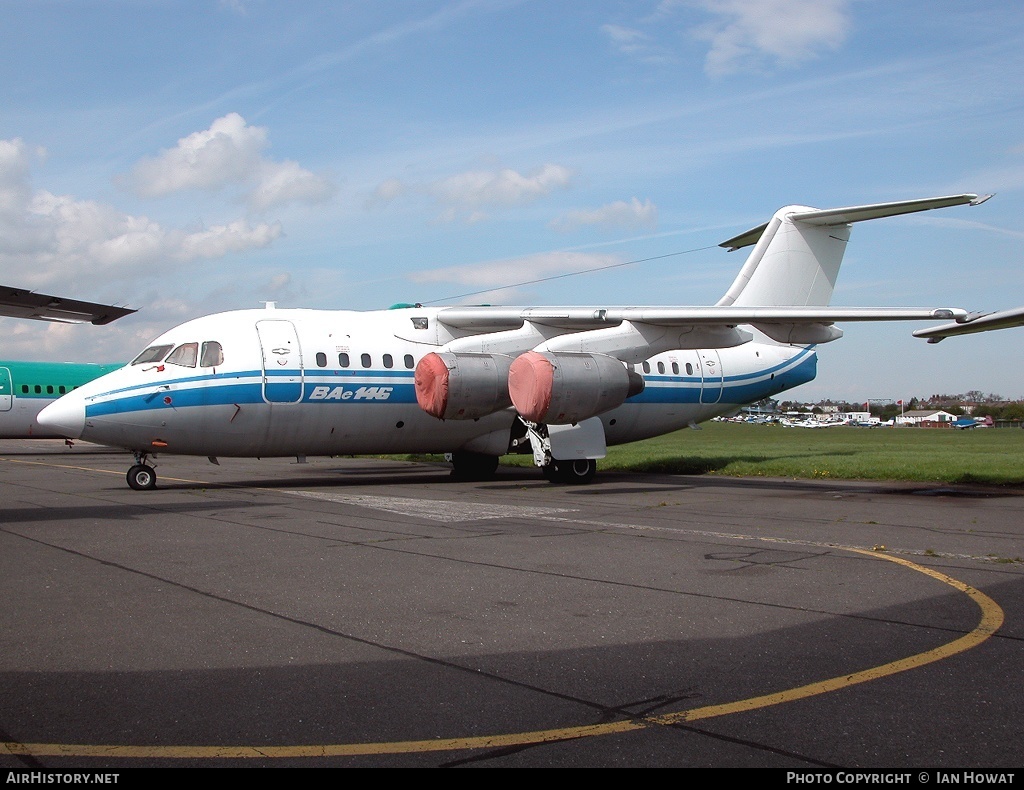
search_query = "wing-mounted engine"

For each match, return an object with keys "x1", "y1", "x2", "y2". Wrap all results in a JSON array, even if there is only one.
[
  {"x1": 414, "y1": 352, "x2": 514, "y2": 419},
  {"x1": 508, "y1": 351, "x2": 645, "y2": 425}
]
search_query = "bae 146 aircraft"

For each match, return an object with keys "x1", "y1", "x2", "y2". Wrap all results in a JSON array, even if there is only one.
[
  {"x1": 38, "y1": 193, "x2": 992, "y2": 490},
  {"x1": 0, "y1": 286, "x2": 133, "y2": 438}
]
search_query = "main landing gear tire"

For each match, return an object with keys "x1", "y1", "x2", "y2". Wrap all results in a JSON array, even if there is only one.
[
  {"x1": 127, "y1": 464, "x2": 157, "y2": 490},
  {"x1": 450, "y1": 451, "x2": 500, "y2": 481},
  {"x1": 542, "y1": 458, "x2": 597, "y2": 485}
]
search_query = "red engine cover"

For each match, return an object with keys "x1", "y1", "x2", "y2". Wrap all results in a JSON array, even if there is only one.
[
  {"x1": 509, "y1": 351, "x2": 642, "y2": 424},
  {"x1": 415, "y1": 352, "x2": 513, "y2": 420}
]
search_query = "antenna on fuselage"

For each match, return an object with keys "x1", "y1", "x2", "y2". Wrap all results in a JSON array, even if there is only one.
[{"x1": 262, "y1": 301, "x2": 277, "y2": 310}]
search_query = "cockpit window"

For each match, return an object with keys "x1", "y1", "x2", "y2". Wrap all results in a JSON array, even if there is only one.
[
  {"x1": 200, "y1": 341, "x2": 224, "y2": 367},
  {"x1": 166, "y1": 342, "x2": 199, "y2": 368},
  {"x1": 131, "y1": 344, "x2": 173, "y2": 365}
]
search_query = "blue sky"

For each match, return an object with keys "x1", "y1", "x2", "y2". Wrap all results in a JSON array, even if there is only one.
[{"x1": 2, "y1": 0, "x2": 1023, "y2": 403}]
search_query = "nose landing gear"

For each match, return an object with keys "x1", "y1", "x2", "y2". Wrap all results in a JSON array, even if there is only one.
[{"x1": 127, "y1": 453, "x2": 157, "y2": 490}]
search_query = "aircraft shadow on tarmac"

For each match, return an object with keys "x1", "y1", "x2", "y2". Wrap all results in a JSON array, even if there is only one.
[{"x1": 0, "y1": 500, "x2": 263, "y2": 526}]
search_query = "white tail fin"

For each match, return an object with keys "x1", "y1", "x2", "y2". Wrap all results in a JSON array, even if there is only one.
[{"x1": 716, "y1": 194, "x2": 988, "y2": 308}]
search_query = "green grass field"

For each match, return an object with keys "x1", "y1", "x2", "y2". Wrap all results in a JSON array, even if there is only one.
[{"x1": 491, "y1": 421, "x2": 1024, "y2": 485}]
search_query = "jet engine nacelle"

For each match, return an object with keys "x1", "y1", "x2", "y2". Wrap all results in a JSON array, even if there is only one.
[
  {"x1": 415, "y1": 352, "x2": 514, "y2": 420},
  {"x1": 508, "y1": 351, "x2": 645, "y2": 425}
]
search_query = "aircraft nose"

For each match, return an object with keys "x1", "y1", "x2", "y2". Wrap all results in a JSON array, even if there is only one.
[{"x1": 37, "y1": 394, "x2": 86, "y2": 439}]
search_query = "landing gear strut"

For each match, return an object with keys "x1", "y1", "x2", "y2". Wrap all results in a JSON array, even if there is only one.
[
  {"x1": 519, "y1": 417, "x2": 599, "y2": 485},
  {"x1": 126, "y1": 453, "x2": 157, "y2": 490}
]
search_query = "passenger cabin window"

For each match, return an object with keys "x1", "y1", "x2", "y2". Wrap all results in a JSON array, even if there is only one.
[
  {"x1": 200, "y1": 341, "x2": 224, "y2": 368},
  {"x1": 672, "y1": 362, "x2": 679, "y2": 375},
  {"x1": 404, "y1": 354, "x2": 414, "y2": 369},
  {"x1": 642, "y1": 362, "x2": 650, "y2": 374},
  {"x1": 383, "y1": 354, "x2": 393, "y2": 369},
  {"x1": 315, "y1": 352, "x2": 327, "y2": 368},
  {"x1": 132, "y1": 344, "x2": 173, "y2": 365},
  {"x1": 657, "y1": 362, "x2": 665, "y2": 374},
  {"x1": 166, "y1": 343, "x2": 199, "y2": 368},
  {"x1": 360, "y1": 353, "x2": 371, "y2": 368},
  {"x1": 686, "y1": 363, "x2": 693, "y2": 375},
  {"x1": 339, "y1": 353, "x2": 350, "y2": 368}
]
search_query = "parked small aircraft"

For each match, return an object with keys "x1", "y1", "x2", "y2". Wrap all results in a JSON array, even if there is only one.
[
  {"x1": 37, "y1": 194, "x2": 991, "y2": 489},
  {"x1": 0, "y1": 360, "x2": 122, "y2": 438},
  {"x1": 0, "y1": 286, "x2": 132, "y2": 438}
]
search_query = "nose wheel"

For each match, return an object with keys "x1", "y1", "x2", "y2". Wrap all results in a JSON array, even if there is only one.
[{"x1": 127, "y1": 459, "x2": 157, "y2": 490}]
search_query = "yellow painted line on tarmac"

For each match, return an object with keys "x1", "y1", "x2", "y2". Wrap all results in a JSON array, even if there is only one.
[
  {"x1": 649, "y1": 548, "x2": 1004, "y2": 726},
  {"x1": 0, "y1": 545, "x2": 1004, "y2": 760},
  {"x1": 0, "y1": 456, "x2": 210, "y2": 485}
]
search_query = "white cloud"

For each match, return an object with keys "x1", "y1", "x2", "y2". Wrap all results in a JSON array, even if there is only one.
[
  {"x1": 124, "y1": 112, "x2": 334, "y2": 211},
  {"x1": 172, "y1": 218, "x2": 283, "y2": 260},
  {"x1": 0, "y1": 139, "x2": 37, "y2": 215},
  {"x1": 246, "y1": 159, "x2": 336, "y2": 211},
  {"x1": 372, "y1": 163, "x2": 573, "y2": 223},
  {"x1": 0, "y1": 136, "x2": 282, "y2": 293},
  {"x1": 365, "y1": 177, "x2": 406, "y2": 209},
  {"x1": 601, "y1": 23, "x2": 674, "y2": 64},
  {"x1": 691, "y1": 0, "x2": 851, "y2": 76},
  {"x1": 551, "y1": 197, "x2": 658, "y2": 232},
  {"x1": 433, "y1": 164, "x2": 573, "y2": 208},
  {"x1": 127, "y1": 113, "x2": 265, "y2": 196}
]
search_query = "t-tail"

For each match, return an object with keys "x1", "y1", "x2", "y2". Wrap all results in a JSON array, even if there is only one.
[{"x1": 716, "y1": 194, "x2": 991, "y2": 308}]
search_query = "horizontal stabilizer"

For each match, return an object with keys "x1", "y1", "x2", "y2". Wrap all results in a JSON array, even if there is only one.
[{"x1": 720, "y1": 194, "x2": 988, "y2": 252}]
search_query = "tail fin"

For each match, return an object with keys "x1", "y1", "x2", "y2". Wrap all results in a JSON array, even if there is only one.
[{"x1": 716, "y1": 194, "x2": 988, "y2": 308}]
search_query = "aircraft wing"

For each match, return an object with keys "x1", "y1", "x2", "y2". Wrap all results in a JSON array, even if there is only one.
[
  {"x1": 440, "y1": 301, "x2": 966, "y2": 329},
  {"x1": 0, "y1": 285, "x2": 136, "y2": 325},
  {"x1": 435, "y1": 305, "x2": 968, "y2": 355},
  {"x1": 913, "y1": 306, "x2": 1024, "y2": 343},
  {"x1": 437, "y1": 305, "x2": 966, "y2": 330}
]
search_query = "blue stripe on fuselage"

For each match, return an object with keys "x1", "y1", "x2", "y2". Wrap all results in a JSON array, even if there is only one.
[
  {"x1": 84, "y1": 348, "x2": 816, "y2": 418},
  {"x1": 629, "y1": 348, "x2": 816, "y2": 405},
  {"x1": 85, "y1": 373, "x2": 420, "y2": 417}
]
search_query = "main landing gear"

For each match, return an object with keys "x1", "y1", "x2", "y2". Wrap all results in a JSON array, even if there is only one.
[
  {"x1": 449, "y1": 450, "x2": 597, "y2": 484},
  {"x1": 126, "y1": 453, "x2": 157, "y2": 490},
  {"x1": 541, "y1": 458, "x2": 597, "y2": 485},
  {"x1": 518, "y1": 418, "x2": 600, "y2": 485}
]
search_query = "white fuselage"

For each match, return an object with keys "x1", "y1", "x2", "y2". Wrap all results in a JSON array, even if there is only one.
[{"x1": 39, "y1": 306, "x2": 817, "y2": 459}]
